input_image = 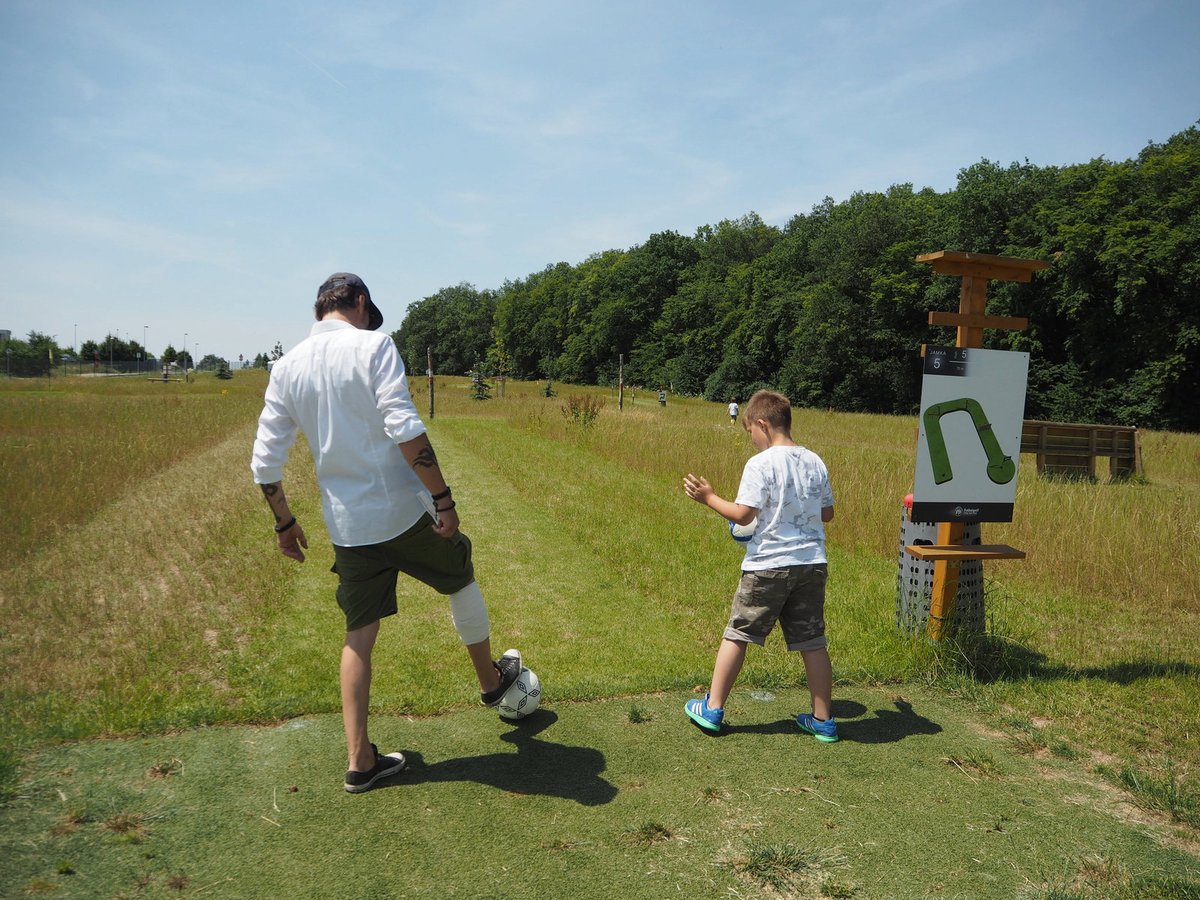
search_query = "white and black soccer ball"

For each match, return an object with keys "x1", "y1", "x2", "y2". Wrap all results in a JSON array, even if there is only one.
[{"x1": 497, "y1": 666, "x2": 542, "y2": 720}]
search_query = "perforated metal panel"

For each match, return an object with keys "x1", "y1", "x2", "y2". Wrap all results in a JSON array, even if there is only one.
[{"x1": 896, "y1": 508, "x2": 984, "y2": 634}]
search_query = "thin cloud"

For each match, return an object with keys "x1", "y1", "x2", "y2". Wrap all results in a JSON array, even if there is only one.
[
  {"x1": 0, "y1": 192, "x2": 236, "y2": 266},
  {"x1": 286, "y1": 41, "x2": 346, "y2": 88}
]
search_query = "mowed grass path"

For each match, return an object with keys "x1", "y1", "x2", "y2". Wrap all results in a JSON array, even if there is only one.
[
  {"x1": 2, "y1": 375, "x2": 1198, "y2": 896},
  {"x1": 5, "y1": 687, "x2": 1196, "y2": 898}
]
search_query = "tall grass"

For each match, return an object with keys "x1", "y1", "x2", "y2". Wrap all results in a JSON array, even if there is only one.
[
  {"x1": 0, "y1": 372, "x2": 269, "y2": 569},
  {"x1": 0, "y1": 371, "x2": 307, "y2": 742},
  {"x1": 411, "y1": 378, "x2": 1200, "y2": 619}
]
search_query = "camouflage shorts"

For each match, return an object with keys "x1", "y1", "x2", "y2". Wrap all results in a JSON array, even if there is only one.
[{"x1": 725, "y1": 564, "x2": 828, "y2": 651}]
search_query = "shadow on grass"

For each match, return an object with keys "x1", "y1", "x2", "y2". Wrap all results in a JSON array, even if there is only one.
[
  {"x1": 940, "y1": 634, "x2": 1200, "y2": 686},
  {"x1": 836, "y1": 698, "x2": 943, "y2": 744},
  {"x1": 724, "y1": 698, "x2": 944, "y2": 744},
  {"x1": 386, "y1": 710, "x2": 618, "y2": 805}
]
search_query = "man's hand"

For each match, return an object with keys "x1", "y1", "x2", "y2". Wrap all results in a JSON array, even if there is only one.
[
  {"x1": 431, "y1": 504, "x2": 460, "y2": 538},
  {"x1": 259, "y1": 481, "x2": 306, "y2": 561},
  {"x1": 276, "y1": 520, "x2": 308, "y2": 562},
  {"x1": 683, "y1": 473, "x2": 713, "y2": 504},
  {"x1": 399, "y1": 434, "x2": 461, "y2": 539}
]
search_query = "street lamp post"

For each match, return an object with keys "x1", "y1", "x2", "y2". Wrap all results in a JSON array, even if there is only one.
[
  {"x1": 184, "y1": 332, "x2": 188, "y2": 383},
  {"x1": 143, "y1": 325, "x2": 148, "y2": 372}
]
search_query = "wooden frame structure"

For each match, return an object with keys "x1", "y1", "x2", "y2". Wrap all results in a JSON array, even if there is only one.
[
  {"x1": 1020, "y1": 419, "x2": 1142, "y2": 480},
  {"x1": 908, "y1": 250, "x2": 1047, "y2": 639}
]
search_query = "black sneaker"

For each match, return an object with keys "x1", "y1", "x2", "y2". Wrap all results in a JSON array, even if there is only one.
[
  {"x1": 344, "y1": 743, "x2": 407, "y2": 794},
  {"x1": 480, "y1": 648, "x2": 522, "y2": 707}
]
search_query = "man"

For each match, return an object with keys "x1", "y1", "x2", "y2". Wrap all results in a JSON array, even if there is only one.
[{"x1": 251, "y1": 273, "x2": 521, "y2": 793}]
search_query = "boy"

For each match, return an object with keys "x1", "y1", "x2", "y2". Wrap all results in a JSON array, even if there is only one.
[{"x1": 682, "y1": 389, "x2": 837, "y2": 742}]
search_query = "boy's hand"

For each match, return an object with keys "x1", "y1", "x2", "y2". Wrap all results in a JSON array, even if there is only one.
[{"x1": 683, "y1": 473, "x2": 713, "y2": 504}]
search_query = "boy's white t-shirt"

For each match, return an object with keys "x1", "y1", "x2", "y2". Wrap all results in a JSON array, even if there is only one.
[{"x1": 734, "y1": 445, "x2": 833, "y2": 570}]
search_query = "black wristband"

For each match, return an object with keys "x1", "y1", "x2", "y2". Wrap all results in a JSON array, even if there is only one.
[
  {"x1": 274, "y1": 516, "x2": 297, "y2": 533},
  {"x1": 435, "y1": 501, "x2": 456, "y2": 513},
  {"x1": 430, "y1": 487, "x2": 452, "y2": 502}
]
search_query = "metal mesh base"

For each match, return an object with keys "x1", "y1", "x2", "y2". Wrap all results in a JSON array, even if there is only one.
[{"x1": 896, "y1": 509, "x2": 984, "y2": 634}]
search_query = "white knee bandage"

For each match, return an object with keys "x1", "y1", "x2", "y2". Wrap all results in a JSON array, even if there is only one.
[{"x1": 448, "y1": 582, "x2": 490, "y2": 645}]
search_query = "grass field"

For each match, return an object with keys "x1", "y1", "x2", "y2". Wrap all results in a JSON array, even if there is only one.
[{"x1": 1, "y1": 371, "x2": 1197, "y2": 897}]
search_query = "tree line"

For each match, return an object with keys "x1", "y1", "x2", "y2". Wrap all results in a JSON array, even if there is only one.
[
  {"x1": 0, "y1": 331, "x2": 288, "y2": 377},
  {"x1": 0, "y1": 332, "x2": 170, "y2": 377},
  {"x1": 395, "y1": 124, "x2": 1199, "y2": 432}
]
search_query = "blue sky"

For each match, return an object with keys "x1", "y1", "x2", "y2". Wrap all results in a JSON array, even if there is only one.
[{"x1": 1, "y1": 0, "x2": 1197, "y2": 366}]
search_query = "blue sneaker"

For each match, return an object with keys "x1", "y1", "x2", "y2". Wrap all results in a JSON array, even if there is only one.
[
  {"x1": 796, "y1": 713, "x2": 839, "y2": 743},
  {"x1": 685, "y1": 695, "x2": 724, "y2": 733}
]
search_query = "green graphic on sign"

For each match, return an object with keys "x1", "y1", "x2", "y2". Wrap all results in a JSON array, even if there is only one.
[{"x1": 922, "y1": 397, "x2": 1016, "y2": 486}]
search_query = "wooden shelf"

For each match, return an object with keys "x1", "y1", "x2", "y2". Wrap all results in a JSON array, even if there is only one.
[{"x1": 904, "y1": 543, "x2": 1026, "y2": 561}]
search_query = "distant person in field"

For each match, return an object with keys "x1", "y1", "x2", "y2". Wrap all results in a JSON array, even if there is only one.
[
  {"x1": 682, "y1": 389, "x2": 838, "y2": 742},
  {"x1": 250, "y1": 272, "x2": 523, "y2": 793},
  {"x1": 728, "y1": 398, "x2": 739, "y2": 423}
]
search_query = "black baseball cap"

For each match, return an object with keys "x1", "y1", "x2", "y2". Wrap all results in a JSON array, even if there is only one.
[{"x1": 318, "y1": 272, "x2": 383, "y2": 330}]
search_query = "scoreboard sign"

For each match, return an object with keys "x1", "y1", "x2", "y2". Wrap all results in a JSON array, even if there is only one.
[{"x1": 912, "y1": 346, "x2": 1029, "y2": 523}]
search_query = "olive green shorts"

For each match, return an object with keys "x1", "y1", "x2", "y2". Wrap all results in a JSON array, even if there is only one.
[{"x1": 330, "y1": 515, "x2": 475, "y2": 632}]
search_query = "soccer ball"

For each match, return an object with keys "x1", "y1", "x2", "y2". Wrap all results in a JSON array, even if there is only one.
[
  {"x1": 498, "y1": 666, "x2": 542, "y2": 720},
  {"x1": 729, "y1": 517, "x2": 757, "y2": 543}
]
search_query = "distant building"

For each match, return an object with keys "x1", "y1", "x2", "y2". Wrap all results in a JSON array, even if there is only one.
[{"x1": 0, "y1": 329, "x2": 10, "y2": 343}]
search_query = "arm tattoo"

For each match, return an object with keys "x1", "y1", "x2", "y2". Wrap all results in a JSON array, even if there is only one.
[
  {"x1": 412, "y1": 446, "x2": 439, "y2": 469},
  {"x1": 260, "y1": 483, "x2": 280, "y2": 498}
]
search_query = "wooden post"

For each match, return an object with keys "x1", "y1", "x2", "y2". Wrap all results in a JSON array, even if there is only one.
[
  {"x1": 427, "y1": 346, "x2": 435, "y2": 420},
  {"x1": 619, "y1": 354, "x2": 625, "y2": 410},
  {"x1": 914, "y1": 251, "x2": 1046, "y2": 639}
]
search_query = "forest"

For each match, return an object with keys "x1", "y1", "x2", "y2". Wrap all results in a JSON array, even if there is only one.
[{"x1": 395, "y1": 125, "x2": 1199, "y2": 432}]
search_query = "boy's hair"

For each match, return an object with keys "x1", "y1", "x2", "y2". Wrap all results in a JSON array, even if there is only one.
[{"x1": 743, "y1": 389, "x2": 792, "y2": 433}]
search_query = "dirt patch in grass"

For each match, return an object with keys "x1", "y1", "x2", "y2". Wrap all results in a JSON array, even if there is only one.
[{"x1": 1037, "y1": 764, "x2": 1200, "y2": 857}]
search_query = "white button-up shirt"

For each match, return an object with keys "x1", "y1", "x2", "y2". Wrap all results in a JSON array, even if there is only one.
[{"x1": 251, "y1": 319, "x2": 427, "y2": 547}]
